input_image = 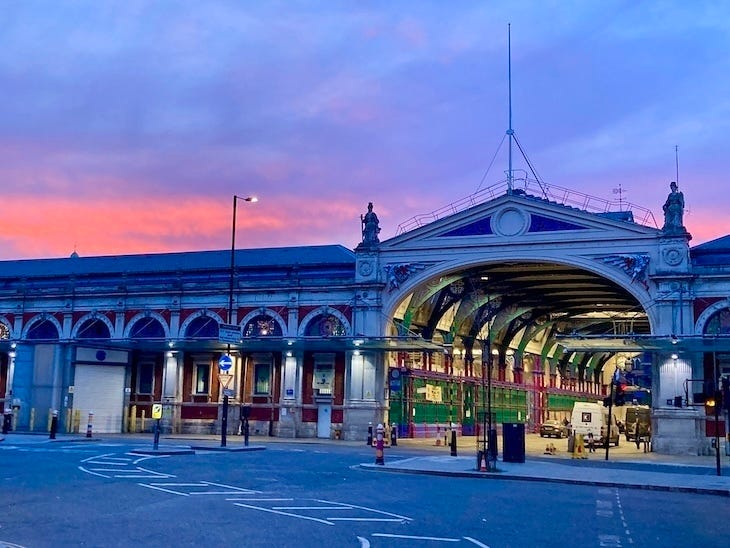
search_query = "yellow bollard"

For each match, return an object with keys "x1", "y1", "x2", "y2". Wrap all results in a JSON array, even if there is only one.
[
  {"x1": 73, "y1": 409, "x2": 81, "y2": 433},
  {"x1": 122, "y1": 405, "x2": 129, "y2": 434},
  {"x1": 130, "y1": 405, "x2": 137, "y2": 433},
  {"x1": 29, "y1": 408, "x2": 36, "y2": 432},
  {"x1": 141, "y1": 410, "x2": 146, "y2": 432},
  {"x1": 47, "y1": 409, "x2": 53, "y2": 432},
  {"x1": 66, "y1": 409, "x2": 72, "y2": 433}
]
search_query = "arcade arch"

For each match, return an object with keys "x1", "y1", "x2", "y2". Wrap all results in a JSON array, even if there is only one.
[{"x1": 384, "y1": 259, "x2": 652, "y2": 433}]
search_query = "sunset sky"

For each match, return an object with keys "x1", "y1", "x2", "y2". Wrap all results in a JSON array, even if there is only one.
[{"x1": 1, "y1": 1, "x2": 729, "y2": 260}]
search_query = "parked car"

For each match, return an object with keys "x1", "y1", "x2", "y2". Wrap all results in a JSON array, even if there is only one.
[{"x1": 539, "y1": 420, "x2": 569, "y2": 438}]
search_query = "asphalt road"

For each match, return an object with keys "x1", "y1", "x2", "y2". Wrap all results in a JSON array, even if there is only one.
[{"x1": 1, "y1": 439, "x2": 728, "y2": 547}]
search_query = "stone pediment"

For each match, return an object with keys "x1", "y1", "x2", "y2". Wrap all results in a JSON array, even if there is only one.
[{"x1": 380, "y1": 192, "x2": 661, "y2": 251}]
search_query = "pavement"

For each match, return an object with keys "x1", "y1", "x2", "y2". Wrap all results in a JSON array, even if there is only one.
[{"x1": 3, "y1": 432, "x2": 729, "y2": 497}]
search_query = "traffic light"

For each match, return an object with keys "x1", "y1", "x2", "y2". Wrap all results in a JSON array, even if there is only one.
[{"x1": 602, "y1": 396, "x2": 612, "y2": 407}]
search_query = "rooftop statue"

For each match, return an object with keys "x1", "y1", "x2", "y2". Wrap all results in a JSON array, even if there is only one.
[
  {"x1": 361, "y1": 202, "x2": 380, "y2": 246},
  {"x1": 662, "y1": 181, "x2": 685, "y2": 233}
]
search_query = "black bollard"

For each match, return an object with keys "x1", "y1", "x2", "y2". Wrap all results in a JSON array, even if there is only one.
[
  {"x1": 390, "y1": 423, "x2": 397, "y2": 446},
  {"x1": 3, "y1": 410, "x2": 12, "y2": 434},
  {"x1": 49, "y1": 410, "x2": 58, "y2": 439},
  {"x1": 366, "y1": 422, "x2": 373, "y2": 446},
  {"x1": 450, "y1": 429, "x2": 457, "y2": 457}
]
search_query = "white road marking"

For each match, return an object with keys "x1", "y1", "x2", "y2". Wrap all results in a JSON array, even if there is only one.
[
  {"x1": 463, "y1": 536, "x2": 490, "y2": 547},
  {"x1": 357, "y1": 536, "x2": 370, "y2": 548},
  {"x1": 232, "y1": 502, "x2": 335, "y2": 525},
  {"x1": 226, "y1": 498, "x2": 293, "y2": 502},
  {"x1": 372, "y1": 533, "x2": 460, "y2": 542},
  {"x1": 272, "y1": 505, "x2": 350, "y2": 511},
  {"x1": 77, "y1": 466, "x2": 110, "y2": 478},
  {"x1": 328, "y1": 518, "x2": 404, "y2": 522},
  {"x1": 139, "y1": 484, "x2": 190, "y2": 496},
  {"x1": 315, "y1": 499, "x2": 412, "y2": 521}
]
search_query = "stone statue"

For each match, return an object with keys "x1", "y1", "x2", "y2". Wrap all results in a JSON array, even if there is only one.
[
  {"x1": 361, "y1": 202, "x2": 380, "y2": 245},
  {"x1": 662, "y1": 181, "x2": 685, "y2": 233}
]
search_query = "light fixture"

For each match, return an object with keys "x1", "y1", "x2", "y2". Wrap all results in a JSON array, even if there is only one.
[
  {"x1": 11, "y1": 342, "x2": 17, "y2": 349},
  {"x1": 9, "y1": 351, "x2": 16, "y2": 358},
  {"x1": 353, "y1": 350, "x2": 361, "y2": 356},
  {"x1": 168, "y1": 341, "x2": 174, "y2": 348},
  {"x1": 166, "y1": 351, "x2": 175, "y2": 358},
  {"x1": 671, "y1": 353, "x2": 678, "y2": 360},
  {"x1": 506, "y1": 348, "x2": 515, "y2": 356},
  {"x1": 354, "y1": 339, "x2": 364, "y2": 347},
  {"x1": 671, "y1": 334, "x2": 678, "y2": 345},
  {"x1": 491, "y1": 348, "x2": 499, "y2": 356},
  {"x1": 286, "y1": 351, "x2": 293, "y2": 357}
]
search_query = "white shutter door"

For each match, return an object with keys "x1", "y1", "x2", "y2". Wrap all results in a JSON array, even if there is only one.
[{"x1": 73, "y1": 365, "x2": 125, "y2": 433}]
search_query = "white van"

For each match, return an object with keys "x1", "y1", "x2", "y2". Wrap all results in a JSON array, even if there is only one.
[{"x1": 570, "y1": 402, "x2": 619, "y2": 447}]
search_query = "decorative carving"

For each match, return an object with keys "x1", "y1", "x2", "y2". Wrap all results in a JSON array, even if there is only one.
[
  {"x1": 358, "y1": 260, "x2": 373, "y2": 276},
  {"x1": 600, "y1": 254, "x2": 650, "y2": 289},
  {"x1": 384, "y1": 263, "x2": 426, "y2": 291},
  {"x1": 662, "y1": 247, "x2": 684, "y2": 266}
]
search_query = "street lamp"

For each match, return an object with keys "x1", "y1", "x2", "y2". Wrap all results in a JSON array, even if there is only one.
[{"x1": 221, "y1": 194, "x2": 258, "y2": 448}]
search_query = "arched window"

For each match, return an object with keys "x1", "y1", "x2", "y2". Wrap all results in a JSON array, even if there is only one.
[
  {"x1": 27, "y1": 319, "x2": 59, "y2": 340},
  {"x1": 0, "y1": 323, "x2": 9, "y2": 340},
  {"x1": 185, "y1": 316, "x2": 219, "y2": 339},
  {"x1": 129, "y1": 317, "x2": 165, "y2": 339},
  {"x1": 76, "y1": 318, "x2": 111, "y2": 340},
  {"x1": 305, "y1": 314, "x2": 346, "y2": 337},
  {"x1": 704, "y1": 309, "x2": 730, "y2": 335},
  {"x1": 243, "y1": 315, "x2": 282, "y2": 337}
]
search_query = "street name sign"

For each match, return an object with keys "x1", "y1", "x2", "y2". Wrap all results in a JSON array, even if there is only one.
[{"x1": 218, "y1": 323, "x2": 241, "y2": 344}]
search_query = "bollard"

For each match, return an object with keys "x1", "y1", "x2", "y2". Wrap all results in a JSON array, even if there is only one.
[
  {"x1": 49, "y1": 410, "x2": 58, "y2": 439},
  {"x1": 374, "y1": 423, "x2": 385, "y2": 465},
  {"x1": 66, "y1": 409, "x2": 72, "y2": 433},
  {"x1": 47, "y1": 409, "x2": 53, "y2": 432},
  {"x1": 86, "y1": 412, "x2": 94, "y2": 438},
  {"x1": 366, "y1": 422, "x2": 373, "y2": 446},
  {"x1": 435, "y1": 424, "x2": 442, "y2": 446},
  {"x1": 73, "y1": 409, "x2": 81, "y2": 433},
  {"x1": 450, "y1": 429, "x2": 457, "y2": 457},
  {"x1": 141, "y1": 410, "x2": 146, "y2": 432},
  {"x1": 2, "y1": 408, "x2": 11, "y2": 434},
  {"x1": 30, "y1": 408, "x2": 36, "y2": 432},
  {"x1": 130, "y1": 404, "x2": 137, "y2": 433},
  {"x1": 390, "y1": 423, "x2": 397, "y2": 446}
]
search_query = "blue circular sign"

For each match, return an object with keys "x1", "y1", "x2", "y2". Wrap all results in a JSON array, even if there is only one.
[{"x1": 218, "y1": 354, "x2": 233, "y2": 371}]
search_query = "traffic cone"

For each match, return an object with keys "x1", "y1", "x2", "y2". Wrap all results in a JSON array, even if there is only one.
[
  {"x1": 435, "y1": 425, "x2": 442, "y2": 446},
  {"x1": 479, "y1": 452, "x2": 487, "y2": 472}
]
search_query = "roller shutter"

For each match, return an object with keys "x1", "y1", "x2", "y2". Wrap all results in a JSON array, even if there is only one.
[{"x1": 73, "y1": 364, "x2": 125, "y2": 433}]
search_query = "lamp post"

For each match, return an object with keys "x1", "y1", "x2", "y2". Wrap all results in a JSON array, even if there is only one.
[{"x1": 222, "y1": 194, "x2": 257, "y2": 448}]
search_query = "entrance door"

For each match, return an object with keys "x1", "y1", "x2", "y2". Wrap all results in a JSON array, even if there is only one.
[
  {"x1": 317, "y1": 403, "x2": 331, "y2": 438},
  {"x1": 73, "y1": 365, "x2": 125, "y2": 433}
]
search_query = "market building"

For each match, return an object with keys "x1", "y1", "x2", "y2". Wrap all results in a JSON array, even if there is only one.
[{"x1": 1, "y1": 179, "x2": 728, "y2": 455}]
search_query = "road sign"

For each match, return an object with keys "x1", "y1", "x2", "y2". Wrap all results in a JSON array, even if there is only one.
[
  {"x1": 223, "y1": 388, "x2": 234, "y2": 397},
  {"x1": 219, "y1": 354, "x2": 233, "y2": 371},
  {"x1": 218, "y1": 323, "x2": 241, "y2": 344},
  {"x1": 152, "y1": 404, "x2": 162, "y2": 419},
  {"x1": 218, "y1": 373, "x2": 234, "y2": 389}
]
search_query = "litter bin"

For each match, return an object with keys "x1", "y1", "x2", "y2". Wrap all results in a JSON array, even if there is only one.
[{"x1": 503, "y1": 423, "x2": 525, "y2": 463}]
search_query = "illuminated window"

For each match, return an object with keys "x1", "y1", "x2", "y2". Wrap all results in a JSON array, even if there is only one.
[
  {"x1": 0, "y1": 323, "x2": 9, "y2": 340},
  {"x1": 305, "y1": 314, "x2": 346, "y2": 337},
  {"x1": 254, "y1": 364, "x2": 270, "y2": 395},
  {"x1": 705, "y1": 309, "x2": 730, "y2": 335},
  {"x1": 243, "y1": 315, "x2": 282, "y2": 337},
  {"x1": 195, "y1": 363, "x2": 210, "y2": 394}
]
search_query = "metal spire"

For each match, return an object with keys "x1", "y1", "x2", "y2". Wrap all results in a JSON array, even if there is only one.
[{"x1": 507, "y1": 23, "x2": 514, "y2": 192}]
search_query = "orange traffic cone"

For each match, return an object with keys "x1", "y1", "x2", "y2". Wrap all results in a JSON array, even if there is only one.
[{"x1": 479, "y1": 452, "x2": 487, "y2": 472}]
